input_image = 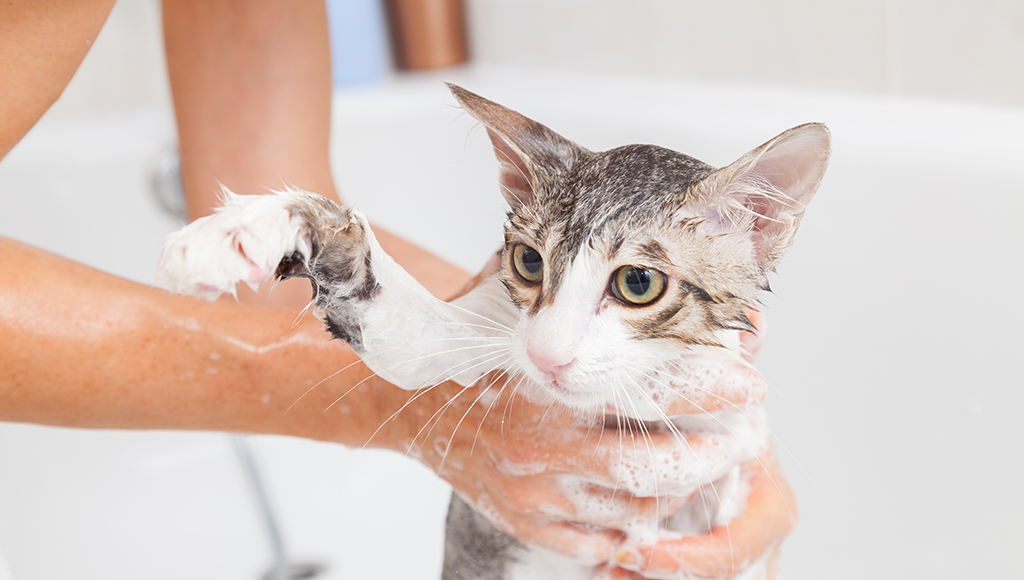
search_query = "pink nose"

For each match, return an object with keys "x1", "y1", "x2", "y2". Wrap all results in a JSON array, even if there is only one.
[{"x1": 527, "y1": 345, "x2": 574, "y2": 376}]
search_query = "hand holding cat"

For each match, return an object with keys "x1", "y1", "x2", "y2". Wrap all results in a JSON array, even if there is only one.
[
  {"x1": 400, "y1": 320, "x2": 789, "y2": 580},
  {"x1": 607, "y1": 455, "x2": 796, "y2": 580}
]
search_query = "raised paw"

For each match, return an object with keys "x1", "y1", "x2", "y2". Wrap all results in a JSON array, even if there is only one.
[
  {"x1": 155, "y1": 189, "x2": 358, "y2": 300},
  {"x1": 155, "y1": 188, "x2": 491, "y2": 388}
]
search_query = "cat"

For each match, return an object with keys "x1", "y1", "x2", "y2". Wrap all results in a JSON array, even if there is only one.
[{"x1": 156, "y1": 84, "x2": 830, "y2": 579}]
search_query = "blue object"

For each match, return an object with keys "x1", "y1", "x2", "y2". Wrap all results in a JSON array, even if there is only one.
[{"x1": 326, "y1": 0, "x2": 388, "y2": 87}]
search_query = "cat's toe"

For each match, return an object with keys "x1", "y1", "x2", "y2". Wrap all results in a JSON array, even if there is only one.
[{"x1": 156, "y1": 191, "x2": 308, "y2": 299}]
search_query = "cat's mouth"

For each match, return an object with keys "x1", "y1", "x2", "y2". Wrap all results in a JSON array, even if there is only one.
[
  {"x1": 545, "y1": 373, "x2": 569, "y2": 391},
  {"x1": 533, "y1": 363, "x2": 618, "y2": 400}
]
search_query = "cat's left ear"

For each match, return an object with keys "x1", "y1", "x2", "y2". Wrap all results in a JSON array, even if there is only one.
[{"x1": 696, "y1": 123, "x2": 831, "y2": 271}]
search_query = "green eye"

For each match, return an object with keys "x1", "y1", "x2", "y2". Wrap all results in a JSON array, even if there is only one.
[
  {"x1": 612, "y1": 266, "x2": 667, "y2": 305},
  {"x1": 513, "y1": 244, "x2": 544, "y2": 283}
]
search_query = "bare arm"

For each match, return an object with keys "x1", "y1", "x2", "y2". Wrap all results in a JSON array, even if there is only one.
[
  {"x1": 0, "y1": 236, "x2": 406, "y2": 444},
  {"x1": 0, "y1": 0, "x2": 116, "y2": 160},
  {"x1": 162, "y1": 0, "x2": 336, "y2": 217}
]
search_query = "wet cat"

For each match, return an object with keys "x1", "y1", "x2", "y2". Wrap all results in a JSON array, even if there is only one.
[{"x1": 157, "y1": 84, "x2": 830, "y2": 579}]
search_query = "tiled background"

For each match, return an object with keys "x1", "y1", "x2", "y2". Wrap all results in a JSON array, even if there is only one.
[
  {"x1": 467, "y1": 0, "x2": 1024, "y2": 107},
  {"x1": 43, "y1": 0, "x2": 1024, "y2": 129}
]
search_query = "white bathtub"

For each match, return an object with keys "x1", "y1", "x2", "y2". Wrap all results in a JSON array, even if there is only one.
[{"x1": 1, "y1": 69, "x2": 1021, "y2": 580}]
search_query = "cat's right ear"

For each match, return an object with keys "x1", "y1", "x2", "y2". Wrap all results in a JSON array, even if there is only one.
[
  {"x1": 696, "y1": 123, "x2": 831, "y2": 272},
  {"x1": 447, "y1": 84, "x2": 585, "y2": 208}
]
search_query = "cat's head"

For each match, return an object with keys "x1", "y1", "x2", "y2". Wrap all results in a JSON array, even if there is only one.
[{"x1": 449, "y1": 84, "x2": 830, "y2": 418}]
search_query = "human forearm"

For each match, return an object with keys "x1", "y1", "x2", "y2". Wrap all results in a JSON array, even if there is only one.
[
  {"x1": 0, "y1": 238, "x2": 359, "y2": 437},
  {"x1": 162, "y1": 0, "x2": 336, "y2": 219}
]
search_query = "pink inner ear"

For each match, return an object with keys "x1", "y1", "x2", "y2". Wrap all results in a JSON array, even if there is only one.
[
  {"x1": 488, "y1": 129, "x2": 534, "y2": 207},
  {"x1": 707, "y1": 123, "x2": 830, "y2": 268},
  {"x1": 746, "y1": 192, "x2": 775, "y2": 232},
  {"x1": 751, "y1": 126, "x2": 831, "y2": 209}
]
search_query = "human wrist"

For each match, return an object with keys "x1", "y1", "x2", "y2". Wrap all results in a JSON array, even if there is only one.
[{"x1": 231, "y1": 313, "x2": 417, "y2": 450}]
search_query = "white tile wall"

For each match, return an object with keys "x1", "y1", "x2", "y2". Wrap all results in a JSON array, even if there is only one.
[
  {"x1": 897, "y1": 0, "x2": 1024, "y2": 105},
  {"x1": 36, "y1": 0, "x2": 1024, "y2": 123},
  {"x1": 466, "y1": 0, "x2": 1024, "y2": 107}
]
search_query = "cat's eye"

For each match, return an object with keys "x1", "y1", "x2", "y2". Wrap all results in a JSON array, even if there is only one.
[
  {"x1": 512, "y1": 244, "x2": 544, "y2": 283},
  {"x1": 612, "y1": 266, "x2": 667, "y2": 305}
]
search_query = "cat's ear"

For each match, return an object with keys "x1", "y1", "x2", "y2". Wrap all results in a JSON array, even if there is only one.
[
  {"x1": 447, "y1": 83, "x2": 585, "y2": 208},
  {"x1": 696, "y1": 123, "x2": 831, "y2": 271}
]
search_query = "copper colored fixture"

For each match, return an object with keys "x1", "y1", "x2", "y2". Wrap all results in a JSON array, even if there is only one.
[{"x1": 385, "y1": 0, "x2": 468, "y2": 70}]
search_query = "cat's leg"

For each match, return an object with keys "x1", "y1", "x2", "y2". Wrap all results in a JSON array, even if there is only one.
[
  {"x1": 157, "y1": 190, "x2": 514, "y2": 390},
  {"x1": 443, "y1": 493, "x2": 524, "y2": 580},
  {"x1": 443, "y1": 493, "x2": 591, "y2": 580}
]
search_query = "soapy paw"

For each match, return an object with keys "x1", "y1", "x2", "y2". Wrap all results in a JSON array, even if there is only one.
[
  {"x1": 156, "y1": 190, "x2": 310, "y2": 300},
  {"x1": 155, "y1": 188, "x2": 378, "y2": 304},
  {"x1": 156, "y1": 188, "x2": 387, "y2": 355}
]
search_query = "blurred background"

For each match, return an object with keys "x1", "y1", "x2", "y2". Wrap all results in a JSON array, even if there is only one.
[{"x1": 0, "y1": 1, "x2": 1021, "y2": 579}]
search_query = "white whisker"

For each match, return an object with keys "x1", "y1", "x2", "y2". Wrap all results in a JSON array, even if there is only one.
[
  {"x1": 409, "y1": 385, "x2": 477, "y2": 464},
  {"x1": 500, "y1": 375, "x2": 529, "y2": 441},
  {"x1": 642, "y1": 368, "x2": 803, "y2": 511},
  {"x1": 470, "y1": 369, "x2": 516, "y2": 455},
  {"x1": 622, "y1": 378, "x2": 732, "y2": 565},
  {"x1": 437, "y1": 376, "x2": 508, "y2": 472}
]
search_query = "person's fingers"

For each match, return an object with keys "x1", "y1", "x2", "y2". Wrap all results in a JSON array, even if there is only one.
[
  {"x1": 460, "y1": 388, "x2": 769, "y2": 500},
  {"x1": 465, "y1": 493, "x2": 623, "y2": 566},
  {"x1": 613, "y1": 458, "x2": 796, "y2": 580},
  {"x1": 463, "y1": 411, "x2": 768, "y2": 534},
  {"x1": 511, "y1": 519, "x2": 620, "y2": 566},
  {"x1": 593, "y1": 564, "x2": 645, "y2": 580},
  {"x1": 494, "y1": 473, "x2": 698, "y2": 531},
  {"x1": 568, "y1": 413, "x2": 768, "y2": 499},
  {"x1": 414, "y1": 377, "x2": 779, "y2": 573},
  {"x1": 739, "y1": 306, "x2": 767, "y2": 363},
  {"x1": 647, "y1": 362, "x2": 769, "y2": 416}
]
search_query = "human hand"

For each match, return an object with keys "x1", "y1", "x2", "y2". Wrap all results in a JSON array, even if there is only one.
[
  {"x1": 388, "y1": 349, "x2": 788, "y2": 579},
  {"x1": 601, "y1": 455, "x2": 795, "y2": 580},
  {"x1": 601, "y1": 307, "x2": 794, "y2": 580},
  {"x1": 590, "y1": 307, "x2": 792, "y2": 580}
]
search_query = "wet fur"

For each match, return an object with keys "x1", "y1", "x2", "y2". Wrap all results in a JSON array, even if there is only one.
[{"x1": 156, "y1": 85, "x2": 830, "y2": 580}]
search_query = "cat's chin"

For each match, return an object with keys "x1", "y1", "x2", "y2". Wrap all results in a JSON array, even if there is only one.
[
  {"x1": 515, "y1": 348, "x2": 761, "y2": 422},
  {"x1": 513, "y1": 376, "x2": 606, "y2": 417},
  {"x1": 525, "y1": 378, "x2": 667, "y2": 422}
]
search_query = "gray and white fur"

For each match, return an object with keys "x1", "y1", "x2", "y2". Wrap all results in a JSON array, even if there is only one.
[{"x1": 157, "y1": 84, "x2": 830, "y2": 580}]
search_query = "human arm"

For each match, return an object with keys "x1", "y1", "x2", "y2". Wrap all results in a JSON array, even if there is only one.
[
  {"x1": 0, "y1": 235, "x2": 384, "y2": 436},
  {"x1": 162, "y1": 0, "x2": 444, "y2": 307},
  {"x1": 0, "y1": 0, "x2": 116, "y2": 161},
  {"x1": 162, "y1": 0, "x2": 335, "y2": 218}
]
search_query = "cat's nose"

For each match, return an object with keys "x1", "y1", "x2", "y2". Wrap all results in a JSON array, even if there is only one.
[{"x1": 527, "y1": 346, "x2": 574, "y2": 376}]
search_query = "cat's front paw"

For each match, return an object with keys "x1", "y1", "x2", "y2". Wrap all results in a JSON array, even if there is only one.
[{"x1": 156, "y1": 191, "x2": 313, "y2": 300}]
